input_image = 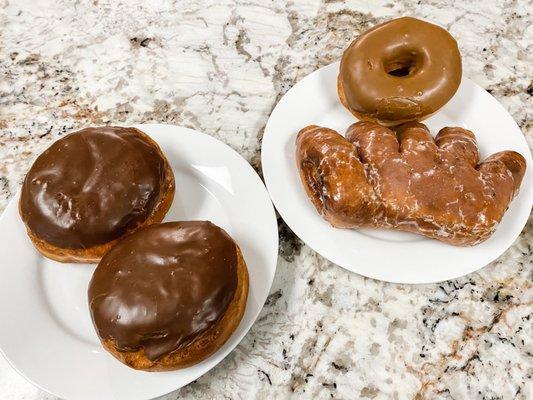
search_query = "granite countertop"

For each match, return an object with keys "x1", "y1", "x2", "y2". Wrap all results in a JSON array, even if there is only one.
[{"x1": 1, "y1": 0, "x2": 531, "y2": 399}]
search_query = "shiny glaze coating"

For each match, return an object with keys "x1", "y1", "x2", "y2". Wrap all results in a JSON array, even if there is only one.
[
  {"x1": 20, "y1": 127, "x2": 167, "y2": 249},
  {"x1": 338, "y1": 17, "x2": 462, "y2": 124},
  {"x1": 296, "y1": 122, "x2": 526, "y2": 245},
  {"x1": 88, "y1": 221, "x2": 238, "y2": 361}
]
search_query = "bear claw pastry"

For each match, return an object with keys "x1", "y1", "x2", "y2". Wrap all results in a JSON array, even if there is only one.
[{"x1": 296, "y1": 122, "x2": 526, "y2": 245}]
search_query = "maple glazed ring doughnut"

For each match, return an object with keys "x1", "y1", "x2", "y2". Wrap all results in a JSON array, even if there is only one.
[
  {"x1": 338, "y1": 17, "x2": 462, "y2": 125},
  {"x1": 88, "y1": 221, "x2": 249, "y2": 371},
  {"x1": 19, "y1": 126, "x2": 175, "y2": 263}
]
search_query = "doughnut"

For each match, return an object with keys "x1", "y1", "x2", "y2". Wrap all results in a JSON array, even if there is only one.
[
  {"x1": 19, "y1": 126, "x2": 175, "y2": 263},
  {"x1": 338, "y1": 17, "x2": 462, "y2": 125},
  {"x1": 88, "y1": 221, "x2": 249, "y2": 370},
  {"x1": 296, "y1": 122, "x2": 525, "y2": 245}
]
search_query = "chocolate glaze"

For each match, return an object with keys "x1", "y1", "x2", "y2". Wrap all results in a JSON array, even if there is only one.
[
  {"x1": 88, "y1": 221, "x2": 238, "y2": 361},
  {"x1": 20, "y1": 127, "x2": 166, "y2": 249},
  {"x1": 339, "y1": 17, "x2": 462, "y2": 122}
]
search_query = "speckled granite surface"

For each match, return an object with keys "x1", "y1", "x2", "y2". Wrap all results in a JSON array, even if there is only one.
[{"x1": 0, "y1": 0, "x2": 532, "y2": 399}]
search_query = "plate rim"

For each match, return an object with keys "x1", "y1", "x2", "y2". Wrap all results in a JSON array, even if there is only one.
[
  {"x1": 261, "y1": 61, "x2": 532, "y2": 284},
  {"x1": 0, "y1": 123, "x2": 279, "y2": 400}
]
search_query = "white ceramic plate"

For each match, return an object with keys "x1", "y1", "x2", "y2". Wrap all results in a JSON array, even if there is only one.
[
  {"x1": 0, "y1": 124, "x2": 278, "y2": 400},
  {"x1": 262, "y1": 62, "x2": 532, "y2": 284}
]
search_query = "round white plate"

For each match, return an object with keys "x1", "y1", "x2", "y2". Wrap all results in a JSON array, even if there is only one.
[
  {"x1": 0, "y1": 124, "x2": 278, "y2": 400},
  {"x1": 262, "y1": 62, "x2": 532, "y2": 284}
]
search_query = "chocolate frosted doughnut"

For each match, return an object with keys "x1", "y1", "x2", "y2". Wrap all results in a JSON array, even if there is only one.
[
  {"x1": 88, "y1": 221, "x2": 249, "y2": 370},
  {"x1": 19, "y1": 126, "x2": 175, "y2": 263},
  {"x1": 338, "y1": 17, "x2": 462, "y2": 125}
]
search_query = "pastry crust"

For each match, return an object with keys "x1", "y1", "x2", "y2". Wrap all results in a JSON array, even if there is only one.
[
  {"x1": 101, "y1": 246, "x2": 249, "y2": 371},
  {"x1": 296, "y1": 122, "x2": 526, "y2": 246},
  {"x1": 19, "y1": 128, "x2": 175, "y2": 263}
]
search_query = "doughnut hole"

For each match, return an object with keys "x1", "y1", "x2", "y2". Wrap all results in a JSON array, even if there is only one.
[{"x1": 383, "y1": 50, "x2": 425, "y2": 77}]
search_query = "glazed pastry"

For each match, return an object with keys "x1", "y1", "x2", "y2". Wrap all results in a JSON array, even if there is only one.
[
  {"x1": 296, "y1": 122, "x2": 526, "y2": 246},
  {"x1": 88, "y1": 221, "x2": 249, "y2": 371},
  {"x1": 338, "y1": 17, "x2": 462, "y2": 125},
  {"x1": 19, "y1": 126, "x2": 175, "y2": 263}
]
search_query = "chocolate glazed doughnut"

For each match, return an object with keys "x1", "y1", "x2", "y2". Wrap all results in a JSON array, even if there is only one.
[
  {"x1": 19, "y1": 127, "x2": 175, "y2": 263},
  {"x1": 338, "y1": 17, "x2": 462, "y2": 125},
  {"x1": 88, "y1": 221, "x2": 249, "y2": 371}
]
